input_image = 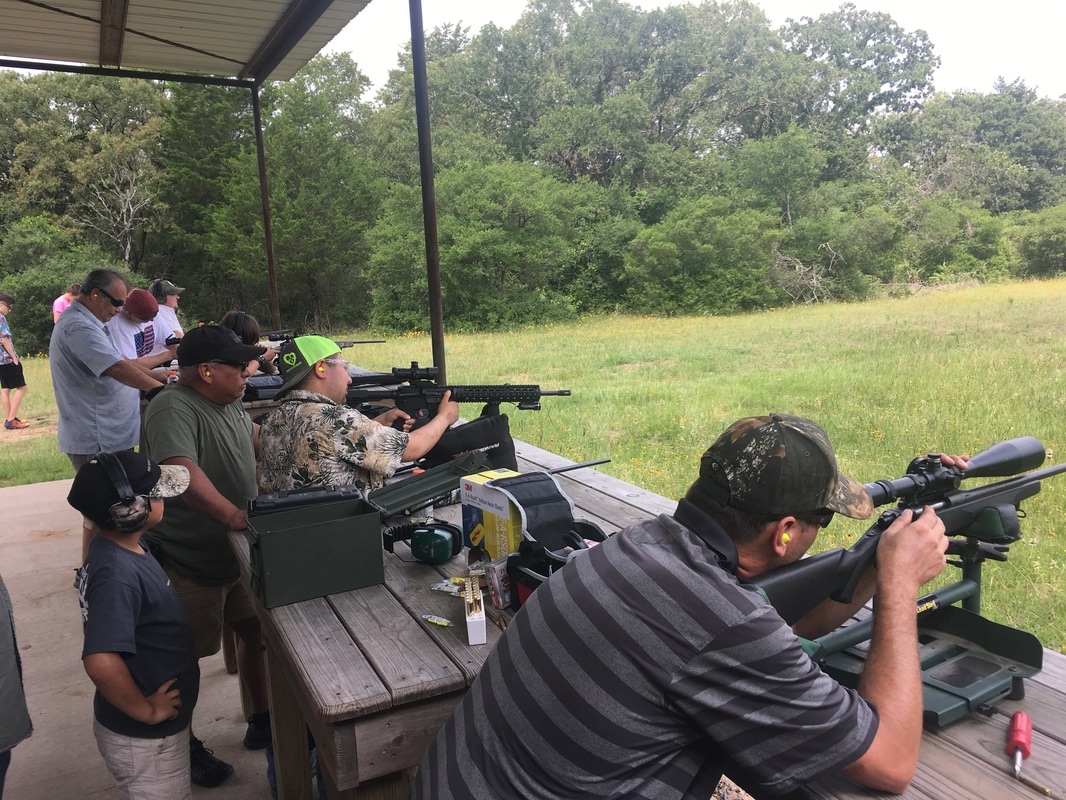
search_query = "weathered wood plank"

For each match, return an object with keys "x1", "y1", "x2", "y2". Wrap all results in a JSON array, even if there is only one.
[
  {"x1": 266, "y1": 637, "x2": 315, "y2": 800},
  {"x1": 232, "y1": 532, "x2": 391, "y2": 722},
  {"x1": 347, "y1": 695, "x2": 464, "y2": 785},
  {"x1": 329, "y1": 585, "x2": 466, "y2": 706},
  {"x1": 381, "y1": 546, "x2": 503, "y2": 683},
  {"x1": 934, "y1": 705, "x2": 1066, "y2": 797},
  {"x1": 789, "y1": 712, "x2": 1050, "y2": 799}
]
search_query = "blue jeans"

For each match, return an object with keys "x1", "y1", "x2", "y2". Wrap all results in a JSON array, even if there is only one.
[
  {"x1": 265, "y1": 738, "x2": 326, "y2": 800},
  {"x1": 0, "y1": 748, "x2": 11, "y2": 800}
]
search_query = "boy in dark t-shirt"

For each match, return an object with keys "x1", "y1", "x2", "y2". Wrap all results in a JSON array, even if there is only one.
[{"x1": 69, "y1": 451, "x2": 198, "y2": 800}]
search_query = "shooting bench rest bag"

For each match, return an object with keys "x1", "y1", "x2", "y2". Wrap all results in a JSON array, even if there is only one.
[
  {"x1": 494, "y1": 472, "x2": 606, "y2": 609},
  {"x1": 422, "y1": 411, "x2": 518, "y2": 471}
]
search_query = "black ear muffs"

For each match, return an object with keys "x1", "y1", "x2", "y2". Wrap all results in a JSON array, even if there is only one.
[
  {"x1": 96, "y1": 452, "x2": 152, "y2": 533},
  {"x1": 382, "y1": 522, "x2": 462, "y2": 565}
]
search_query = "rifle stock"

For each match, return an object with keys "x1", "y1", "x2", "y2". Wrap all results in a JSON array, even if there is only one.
[{"x1": 748, "y1": 437, "x2": 1066, "y2": 627}]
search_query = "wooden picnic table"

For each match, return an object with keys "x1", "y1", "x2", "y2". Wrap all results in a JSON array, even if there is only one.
[{"x1": 230, "y1": 439, "x2": 1066, "y2": 800}]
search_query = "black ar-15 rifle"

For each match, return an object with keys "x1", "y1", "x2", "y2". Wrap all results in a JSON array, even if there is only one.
[
  {"x1": 752, "y1": 436, "x2": 1065, "y2": 626},
  {"x1": 346, "y1": 362, "x2": 571, "y2": 429}
]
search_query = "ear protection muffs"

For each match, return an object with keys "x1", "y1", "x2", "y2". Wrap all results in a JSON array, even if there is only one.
[
  {"x1": 96, "y1": 452, "x2": 152, "y2": 533},
  {"x1": 382, "y1": 522, "x2": 462, "y2": 565}
]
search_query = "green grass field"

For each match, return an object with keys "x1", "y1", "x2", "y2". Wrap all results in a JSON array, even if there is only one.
[{"x1": 6, "y1": 278, "x2": 1065, "y2": 650}]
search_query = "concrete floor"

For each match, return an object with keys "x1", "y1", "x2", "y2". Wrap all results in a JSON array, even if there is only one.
[{"x1": 2, "y1": 479, "x2": 271, "y2": 799}]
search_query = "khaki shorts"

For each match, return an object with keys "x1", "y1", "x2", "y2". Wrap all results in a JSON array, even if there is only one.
[
  {"x1": 93, "y1": 718, "x2": 191, "y2": 800},
  {"x1": 164, "y1": 567, "x2": 256, "y2": 659}
]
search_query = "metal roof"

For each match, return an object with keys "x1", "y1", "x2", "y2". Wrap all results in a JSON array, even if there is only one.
[{"x1": 1, "y1": 0, "x2": 371, "y2": 84}]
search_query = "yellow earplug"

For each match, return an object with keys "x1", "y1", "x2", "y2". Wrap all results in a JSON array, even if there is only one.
[
  {"x1": 781, "y1": 533, "x2": 791, "y2": 544},
  {"x1": 204, "y1": 370, "x2": 211, "y2": 377}
]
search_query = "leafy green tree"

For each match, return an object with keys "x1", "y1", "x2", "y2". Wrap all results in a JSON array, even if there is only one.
[
  {"x1": 623, "y1": 196, "x2": 783, "y2": 314},
  {"x1": 5, "y1": 75, "x2": 164, "y2": 256},
  {"x1": 782, "y1": 3, "x2": 938, "y2": 177},
  {"x1": 0, "y1": 72, "x2": 56, "y2": 226},
  {"x1": 879, "y1": 82, "x2": 1066, "y2": 213},
  {"x1": 783, "y1": 3, "x2": 938, "y2": 126},
  {"x1": 150, "y1": 82, "x2": 256, "y2": 309},
  {"x1": 208, "y1": 55, "x2": 383, "y2": 330},
  {"x1": 728, "y1": 127, "x2": 827, "y2": 225},
  {"x1": 894, "y1": 197, "x2": 1010, "y2": 283},
  {"x1": 0, "y1": 216, "x2": 119, "y2": 353},
  {"x1": 1019, "y1": 204, "x2": 1066, "y2": 276},
  {"x1": 69, "y1": 117, "x2": 164, "y2": 270},
  {"x1": 369, "y1": 160, "x2": 630, "y2": 329},
  {"x1": 532, "y1": 91, "x2": 650, "y2": 186},
  {"x1": 638, "y1": 0, "x2": 807, "y2": 148}
]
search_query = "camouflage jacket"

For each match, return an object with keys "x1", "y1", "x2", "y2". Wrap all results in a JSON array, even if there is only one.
[{"x1": 256, "y1": 390, "x2": 410, "y2": 495}]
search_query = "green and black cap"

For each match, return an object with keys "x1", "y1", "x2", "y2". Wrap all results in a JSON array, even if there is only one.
[{"x1": 275, "y1": 335, "x2": 342, "y2": 395}]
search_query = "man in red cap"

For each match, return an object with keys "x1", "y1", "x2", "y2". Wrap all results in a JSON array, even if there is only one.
[{"x1": 106, "y1": 288, "x2": 178, "y2": 371}]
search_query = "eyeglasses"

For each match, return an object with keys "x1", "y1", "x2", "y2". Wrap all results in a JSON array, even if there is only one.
[
  {"x1": 324, "y1": 358, "x2": 350, "y2": 370},
  {"x1": 96, "y1": 287, "x2": 124, "y2": 308},
  {"x1": 208, "y1": 359, "x2": 252, "y2": 370},
  {"x1": 799, "y1": 510, "x2": 835, "y2": 529}
]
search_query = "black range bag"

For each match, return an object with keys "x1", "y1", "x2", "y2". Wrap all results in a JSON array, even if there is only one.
[{"x1": 493, "y1": 471, "x2": 606, "y2": 609}]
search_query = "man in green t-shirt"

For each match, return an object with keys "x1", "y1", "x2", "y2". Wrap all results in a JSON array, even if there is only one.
[{"x1": 141, "y1": 325, "x2": 270, "y2": 789}]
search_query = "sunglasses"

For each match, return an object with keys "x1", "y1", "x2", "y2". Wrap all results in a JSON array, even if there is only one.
[
  {"x1": 208, "y1": 359, "x2": 252, "y2": 369},
  {"x1": 799, "y1": 510, "x2": 835, "y2": 529},
  {"x1": 96, "y1": 287, "x2": 125, "y2": 308}
]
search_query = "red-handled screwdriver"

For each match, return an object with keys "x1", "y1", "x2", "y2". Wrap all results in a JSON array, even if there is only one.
[
  {"x1": 1007, "y1": 711, "x2": 1033, "y2": 778},
  {"x1": 1005, "y1": 711, "x2": 1063, "y2": 799}
]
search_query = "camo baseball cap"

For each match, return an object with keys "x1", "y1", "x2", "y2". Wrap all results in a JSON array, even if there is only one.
[
  {"x1": 275, "y1": 335, "x2": 342, "y2": 395},
  {"x1": 687, "y1": 413, "x2": 873, "y2": 519},
  {"x1": 67, "y1": 451, "x2": 190, "y2": 530}
]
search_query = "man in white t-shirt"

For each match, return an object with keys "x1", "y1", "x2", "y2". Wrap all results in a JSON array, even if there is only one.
[{"x1": 148, "y1": 279, "x2": 185, "y2": 354}]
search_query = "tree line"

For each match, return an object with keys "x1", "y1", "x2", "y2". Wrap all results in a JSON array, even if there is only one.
[{"x1": 1, "y1": 0, "x2": 1065, "y2": 354}]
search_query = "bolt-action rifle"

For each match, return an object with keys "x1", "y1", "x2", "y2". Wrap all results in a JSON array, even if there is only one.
[
  {"x1": 751, "y1": 436, "x2": 1066, "y2": 626},
  {"x1": 345, "y1": 362, "x2": 571, "y2": 429},
  {"x1": 747, "y1": 436, "x2": 1065, "y2": 727}
]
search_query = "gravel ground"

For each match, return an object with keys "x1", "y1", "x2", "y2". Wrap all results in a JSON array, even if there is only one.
[{"x1": 714, "y1": 777, "x2": 756, "y2": 799}]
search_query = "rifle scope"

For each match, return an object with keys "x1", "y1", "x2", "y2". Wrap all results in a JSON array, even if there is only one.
[
  {"x1": 864, "y1": 436, "x2": 1046, "y2": 507},
  {"x1": 393, "y1": 361, "x2": 439, "y2": 382}
]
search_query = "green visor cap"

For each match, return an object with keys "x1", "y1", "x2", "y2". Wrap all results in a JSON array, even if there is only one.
[{"x1": 275, "y1": 335, "x2": 342, "y2": 395}]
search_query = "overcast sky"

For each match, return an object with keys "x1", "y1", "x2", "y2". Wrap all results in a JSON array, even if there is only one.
[{"x1": 325, "y1": 0, "x2": 1066, "y2": 101}]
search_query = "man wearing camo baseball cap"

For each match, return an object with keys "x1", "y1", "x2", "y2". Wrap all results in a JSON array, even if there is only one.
[{"x1": 414, "y1": 413, "x2": 965, "y2": 800}]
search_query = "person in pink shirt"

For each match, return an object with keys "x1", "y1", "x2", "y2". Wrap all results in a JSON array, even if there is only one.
[{"x1": 52, "y1": 284, "x2": 80, "y2": 323}]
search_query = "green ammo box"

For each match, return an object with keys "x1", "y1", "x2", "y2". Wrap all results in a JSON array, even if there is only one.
[{"x1": 246, "y1": 488, "x2": 382, "y2": 609}]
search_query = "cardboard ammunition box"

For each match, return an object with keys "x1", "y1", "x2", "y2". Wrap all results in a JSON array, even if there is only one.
[
  {"x1": 460, "y1": 469, "x2": 523, "y2": 560},
  {"x1": 485, "y1": 556, "x2": 511, "y2": 610},
  {"x1": 245, "y1": 496, "x2": 382, "y2": 609}
]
